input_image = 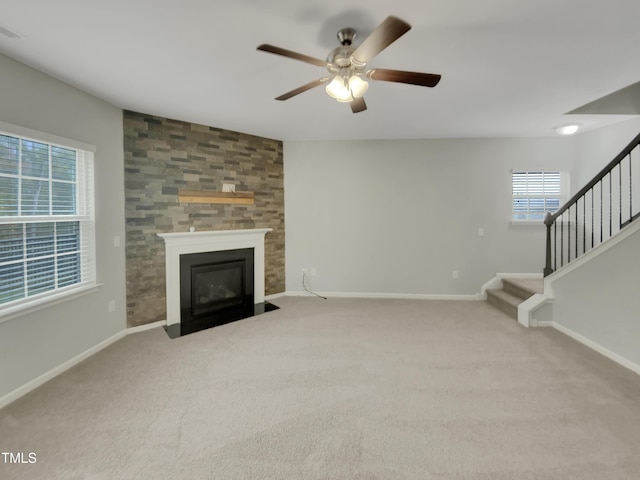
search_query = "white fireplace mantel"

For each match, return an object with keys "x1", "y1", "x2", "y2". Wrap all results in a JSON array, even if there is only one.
[{"x1": 157, "y1": 228, "x2": 272, "y2": 326}]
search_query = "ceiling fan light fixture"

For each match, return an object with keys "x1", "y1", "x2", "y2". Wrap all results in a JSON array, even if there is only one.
[
  {"x1": 258, "y1": 16, "x2": 441, "y2": 113},
  {"x1": 348, "y1": 75, "x2": 369, "y2": 98},
  {"x1": 326, "y1": 75, "x2": 353, "y2": 102},
  {"x1": 335, "y1": 92, "x2": 354, "y2": 103}
]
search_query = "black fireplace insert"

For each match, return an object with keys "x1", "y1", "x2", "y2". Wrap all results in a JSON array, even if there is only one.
[{"x1": 179, "y1": 248, "x2": 254, "y2": 323}]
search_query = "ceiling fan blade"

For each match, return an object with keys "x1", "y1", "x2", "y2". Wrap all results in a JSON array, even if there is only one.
[
  {"x1": 351, "y1": 16, "x2": 411, "y2": 66},
  {"x1": 366, "y1": 68, "x2": 441, "y2": 87},
  {"x1": 275, "y1": 78, "x2": 329, "y2": 101},
  {"x1": 350, "y1": 97, "x2": 367, "y2": 113},
  {"x1": 257, "y1": 44, "x2": 326, "y2": 67}
]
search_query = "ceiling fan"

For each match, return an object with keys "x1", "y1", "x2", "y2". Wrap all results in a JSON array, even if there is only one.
[{"x1": 257, "y1": 15, "x2": 442, "y2": 113}]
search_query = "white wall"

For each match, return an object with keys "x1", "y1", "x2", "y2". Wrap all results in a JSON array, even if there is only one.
[
  {"x1": 284, "y1": 137, "x2": 575, "y2": 296},
  {"x1": 0, "y1": 55, "x2": 126, "y2": 400}
]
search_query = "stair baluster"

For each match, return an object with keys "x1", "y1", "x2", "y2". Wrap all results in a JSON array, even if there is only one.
[{"x1": 544, "y1": 132, "x2": 640, "y2": 276}]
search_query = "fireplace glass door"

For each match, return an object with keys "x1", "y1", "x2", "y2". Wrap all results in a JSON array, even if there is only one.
[
  {"x1": 179, "y1": 248, "x2": 254, "y2": 323},
  {"x1": 191, "y1": 260, "x2": 244, "y2": 316}
]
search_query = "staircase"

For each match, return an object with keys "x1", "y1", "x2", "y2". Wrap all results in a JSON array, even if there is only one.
[
  {"x1": 543, "y1": 131, "x2": 640, "y2": 276},
  {"x1": 486, "y1": 278, "x2": 543, "y2": 320},
  {"x1": 487, "y1": 132, "x2": 640, "y2": 325}
]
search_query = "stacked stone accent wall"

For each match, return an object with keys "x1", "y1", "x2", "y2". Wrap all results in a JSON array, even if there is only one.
[{"x1": 123, "y1": 111, "x2": 284, "y2": 327}]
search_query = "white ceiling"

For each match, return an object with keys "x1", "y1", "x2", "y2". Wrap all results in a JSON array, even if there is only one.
[{"x1": 1, "y1": 0, "x2": 640, "y2": 141}]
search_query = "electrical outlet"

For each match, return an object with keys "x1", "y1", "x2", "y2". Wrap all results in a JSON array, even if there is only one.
[
  {"x1": 108, "y1": 300, "x2": 116, "y2": 312},
  {"x1": 311, "y1": 268, "x2": 317, "y2": 276},
  {"x1": 478, "y1": 228, "x2": 485, "y2": 237},
  {"x1": 452, "y1": 270, "x2": 459, "y2": 279}
]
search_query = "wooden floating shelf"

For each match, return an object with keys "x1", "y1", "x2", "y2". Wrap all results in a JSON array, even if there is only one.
[{"x1": 178, "y1": 189, "x2": 254, "y2": 205}]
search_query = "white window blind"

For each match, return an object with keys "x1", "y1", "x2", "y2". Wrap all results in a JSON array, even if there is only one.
[
  {"x1": 512, "y1": 171, "x2": 566, "y2": 221},
  {"x1": 0, "y1": 130, "x2": 95, "y2": 312}
]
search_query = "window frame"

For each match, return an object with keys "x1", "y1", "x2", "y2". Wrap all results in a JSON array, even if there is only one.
[
  {"x1": 0, "y1": 121, "x2": 97, "y2": 322},
  {"x1": 511, "y1": 170, "x2": 569, "y2": 225}
]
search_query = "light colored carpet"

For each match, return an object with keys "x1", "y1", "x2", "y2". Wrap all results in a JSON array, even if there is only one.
[{"x1": 1, "y1": 297, "x2": 639, "y2": 479}]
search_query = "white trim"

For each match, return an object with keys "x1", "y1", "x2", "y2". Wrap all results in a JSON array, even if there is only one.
[
  {"x1": 0, "y1": 328, "x2": 127, "y2": 409},
  {"x1": 479, "y1": 272, "x2": 543, "y2": 300},
  {"x1": 0, "y1": 120, "x2": 96, "y2": 152},
  {"x1": 4, "y1": 293, "x2": 638, "y2": 411},
  {"x1": 519, "y1": 219, "x2": 640, "y2": 326},
  {"x1": 0, "y1": 129, "x2": 97, "y2": 319},
  {"x1": 479, "y1": 277, "x2": 502, "y2": 299},
  {"x1": 0, "y1": 320, "x2": 166, "y2": 409},
  {"x1": 517, "y1": 293, "x2": 548, "y2": 328},
  {"x1": 544, "y1": 219, "x2": 640, "y2": 290},
  {"x1": 539, "y1": 321, "x2": 640, "y2": 376},
  {"x1": 479, "y1": 272, "x2": 546, "y2": 326},
  {"x1": 265, "y1": 292, "x2": 286, "y2": 301},
  {"x1": 496, "y1": 272, "x2": 544, "y2": 279},
  {"x1": 0, "y1": 283, "x2": 102, "y2": 324},
  {"x1": 157, "y1": 228, "x2": 273, "y2": 326},
  {"x1": 285, "y1": 291, "x2": 483, "y2": 301},
  {"x1": 127, "y1": 320, "x2": 165, "y2": 334}
]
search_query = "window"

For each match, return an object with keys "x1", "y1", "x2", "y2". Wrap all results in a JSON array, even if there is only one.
[
  {"x1": 512, "y1": 171, "x2": 567, "y2": 221},
  {"x1": 0, "y1": 127, "x2": 95, "y2": 314}
]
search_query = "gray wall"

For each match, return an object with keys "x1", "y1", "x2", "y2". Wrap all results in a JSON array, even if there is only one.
[
  {"x1": 575, "y1": 118, "x2": 640, "y2": 191},
  {"x1": 551, "y1": 226, "x2": 640, "y2": 366},
  {"x1": 123, "y1": 111, "x2": 285, "y2": 327},
  {"x1": 2, "y1": 49, "x2": 636, "y2": 402},
  {"x1": 561, "y1": 118, "x2": 640, "y2": 256},
  {"x1": 284, "y1": 137, "x2": 576, "y2": 295},
  {"x1": 0, "y1": 54, "x2": 126, "y2": 399},
  {"x1": 549, "y1": 118, "x2": 640, "y2": 368}
]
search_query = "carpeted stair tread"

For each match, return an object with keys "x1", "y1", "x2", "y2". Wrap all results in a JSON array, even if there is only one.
[
  {"x1": 502, "y1": 277, "x2": 543, "y2": 300},
  {"x1": 486, "y1": 288, "x2": 521, "y2": 319}
]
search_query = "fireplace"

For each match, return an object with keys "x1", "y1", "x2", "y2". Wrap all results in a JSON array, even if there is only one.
[
  {"x1": 180, "y1": 248, "x2": 254, "y2": 321},
  {"x1": 157, "y1": 228, "x2": 277, "y2": 337}
]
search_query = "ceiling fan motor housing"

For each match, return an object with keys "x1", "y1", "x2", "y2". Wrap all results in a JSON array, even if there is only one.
[
  {"x1": 337, "y1": 27, "x2": 356, "y2": 46},
  {"x1": 256, "y1": 16, "x2": 441, "y2": 113},
  {"x1": 327, "y1": 46, "x2": 356, "y2": 70},
  {"x1": 327, "y1": 28, "x2": 370, "y2": 77}
]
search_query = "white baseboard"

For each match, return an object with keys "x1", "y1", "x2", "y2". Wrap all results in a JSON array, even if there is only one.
[
  {"x1": 127, "y1": 320, "x2": 165, "y2": 334},
  {"x1": 496, "y1": 272, "x2": 543, "y2": 279},
  {"x1": 536, "y1": 321, "x2": 554, "y2": 327},
  {"x1": 0, "y1": 329, "x2": 127, "y2": 409},
  {"x1": 285, "y1": 291, "x2": 482, "y2": 301},
  {"x1": 536, "y1": 321, "x2": 640, "y2": 376},
  {"x1": 0, "y1": 321, "x2": 165, "y2": 410},
  {"x1": 480, "y1": 272, "x2": 543, "y2": 300},
  {"x1": 479, "y1": 278, "x2": 502, "y2": 299},
  {"x1": 266, "y1": 292, "x2": 286, "y2": 301},
  {"x1": 4, "y1": 299, "x2": 637, "y2": 411}
]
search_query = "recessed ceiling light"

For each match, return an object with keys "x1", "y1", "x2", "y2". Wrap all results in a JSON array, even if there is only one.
[{"x1": 554, "y1": 124, "x2": 580, "y2": 135}]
